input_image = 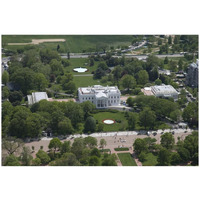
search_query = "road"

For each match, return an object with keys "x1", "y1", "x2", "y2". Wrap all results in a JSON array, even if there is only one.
[{"x1": 61, "y1": 53, "x2": 184, "y2": 59}]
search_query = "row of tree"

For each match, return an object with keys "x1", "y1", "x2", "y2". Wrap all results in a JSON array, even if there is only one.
[
  {"x1": 2, "y1": 137, "x2": 116, "y2": 166},
  {"x1": 133, "y1": 131, "x2": 198, "y2": 166}
]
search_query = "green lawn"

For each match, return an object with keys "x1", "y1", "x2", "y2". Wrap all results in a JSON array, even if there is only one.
[
  {"x1": 64, "y1": 58, "x2": 102, "y2": 75},
  {"x1": 142, "y1": 153, "x2": 158, "y2": 166},
  {"x1": 73, "y1": 76, "x2": 101, "y2": 88},
  {"x1": 92, "y1": 111, "x2": 128, "y2": 132},
  {"x1": 117, "y1": 153, "x2": 137, "y2": 166},
  {"x1": 114, "y1": 148, "x2": 129, "y2": 151},
  {"x1": 2, "y1": 35, "x2": 133, "y2": 53}
]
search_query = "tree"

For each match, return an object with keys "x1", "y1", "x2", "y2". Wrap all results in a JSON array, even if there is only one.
[
  {"x1": 84, "y1": 136, "x2": 97, "y2": 148},
  {"x1": 2, "y1": 86, "x2": 10, "y2": 99},
  {"x1": 100, "y1": 139, "x2": 107, "y2": 150},
  {"x1": 10, "y1": 68, "x2": 36, "y2": 95},
  {"x1": 89, "y1": 156, "x2": 101, "y2": 166},
  {"x1": 138, "y1": 151, "x2": 146, "y2": 162},
  {"x1": 157, "y1": 148, "x2": 171, "y2": 166},
  {"x1": 57, "y1": 44, "x2": 60, "y2": 51},
  {"x1": 133, "y1": 138, "x2": 148, "y2": 154},
  {"x1": 128, "y1": 112, "x2": 137, "y2": 130},
  {"x1": 71, "y1": 138, "x2": 86, "y2": 160},
  {"x1": 58, "y1": 117, "x2": 74, "y2": 135},
  {"x1": 2, "y1": 71, "x2": 9, "y2": 84},
  {"x1": 170, "y1": 152, "x2": 181, "y2": 165},
  {"x1": 89, "y1": 58, "x2": 94, "y2": 66},
  {"x1": 139, "y1": 107, "x2": 156, "y2": 129},
  {"x1": 20, "y1": 146, "x2": 33, "y2": 166},
  {"x1": 67, "y1": 52, "x2": 70, "y2": 60},
  {"x1": 182, "y1": 102, "x2": 198, "y2": 127},
  {"x1": 160, "y1": 132, "x2": 175, "y2": 149},
  {"x1": 81, "y1": 101, "x2": 95, "y2": 119},
  {"x1": 90, "y1": 148, "x2": 101, "y2": 158},
  {"x1": 22, "y1": 49, "x2": 39, "y2": 68},
  {"x1": 36, "y1": 150, "x2": 51, "y2": 165},
  {"x1": 98, "y1": 62, "x2": 108, "y2": 71},
  {"x1": 84, "y1": 116, "x2": 96, "y2": 133},
  {"x1": 102, "y1": 154, "x2": 117, "y2": 166},
  {"x1": 63, "y1": 81, "x2": 76, "y2": 94},
  {"x1": 34, "y1": 73, "x2": 48, "y2": 91},
  {"x1": 183, "y1": 131, "x2": 198, "y2": 161},
  {"x1": 121, "y1": 75, "x2": 136, "y2": 91},
  {"x1": 155, "y1": 78, "x2": 162, "y2": 85},
  {"x1": 164, "y1": 56, "x2": 169, "y2": 64},
  {"x1": 49, "y1": 153, "x2": 80, "y2": 166},
  {"x1": 49, "y1": 59, "x2": 64, "y2": 76},
  {"x1": 32, "y1": 158, "x2": 41, "y2": 166},
  {"x1": 168, "y1": 36, "x2": 172, "y2": 44},
  {"x1": 97, "y1": 123, "x2": 104, "y2": 132},
  {"x1": 170, "y1": 110, "x2": 181, "y2": 122},
  {"x1": 61, "y1": 141, "x2": 71, "y2": 154},
  {"x1": 8, "y1": 91, "x2": 23, "y2": 104},
  {"x1": 178, "y1": 147, "x2": 190, "y2": 163},
  {"x1": 48, "y1": 138, "x2": 62, "y2": 154},
  {"x1": 137, "y1": 70, "x2": 149, "y2": 85},
  {"x1": 2, "y1": 137, "x2": 24, "y2": 155},
  {"x1": 40, "y1": 48, "x2": 60, "y2": 64},
  {"x1": 26, "y1": 113, "x2": 43, "y2": 138},
  {"x1": 94, "y1": 67, "x2": 105, "y2": 79},
  {"x1": 112, "y1": 66, "x2": 122, "y2": 83},
  {"x1": 3, "y1": 155, "x2": 21, "y2": 166},
  {"x1": 61, "y1": 58, "x2": 70, "y2": 67}
]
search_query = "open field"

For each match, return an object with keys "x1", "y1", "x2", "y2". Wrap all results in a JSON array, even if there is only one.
[
  {"x1": 73, "y1": 76, "x2": 101, "y2": 88},
  {"x1": 92, "y1": 111, "x2": 128, "y2": 132},
  {"x1": 2, "y1": 35, "x2": 133, "y2": 53},
  {"x1": 142, "y1": 153, "x2": 158, "y2": 166},
  {"x1": 117, "y1": 153, "x2": 137, "y2": 166}
]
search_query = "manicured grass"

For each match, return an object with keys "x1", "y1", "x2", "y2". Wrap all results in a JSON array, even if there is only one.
[
  {"x1": 114, "y1": 148, "x2": 129, "y2": 151},
  {"x1": 2, "y1": 35, "x2": 133, "y2": 53},
  {"x1": 64, "y1": 58, "x2": 102, "y2": 74},
  {"x1": 142, "y1": 153, "x2": 158, "y2": 166},
  {"x1": 117, "y1": 153, "x2": 137, "y2": 166},
  {"x1": 73, "y1": 76, "x2": 101, "y2": 88},
  {"x1": 100, "y1": 149, "x2": 111, "y2": 152},
  {"x1": 92, "y1": 111, "x2": 128, "y2": 132}
]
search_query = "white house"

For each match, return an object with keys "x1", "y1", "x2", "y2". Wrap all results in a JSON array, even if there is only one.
[
  {"x1": 78, "y1": 85, "x2": 121, "y2": 108},
  {"x1": 27, "y1": 92, "x2": 48, "y2": 105}
]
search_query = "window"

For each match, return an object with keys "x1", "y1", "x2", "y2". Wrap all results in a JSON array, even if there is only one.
[
  {"x1": 89, "y1": 97, "x2": 90, "y2": 100},
  {"x1": 86, "y1": 97, "x2": 87, "y2": 100},
  {"x1": 82, "y1": 98, "x2": 84, "y2": 100}
]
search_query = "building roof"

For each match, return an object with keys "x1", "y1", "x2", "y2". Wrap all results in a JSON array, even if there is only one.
[
  {"x1": 79, "y1": 85, "x2": 120, "y2": 95},
  {"x1": 32, "y1": 92, "x2": 48, "y2": 102},
  {"x1": 151, "y1": 85, "x2": 178, "y2": 96}
]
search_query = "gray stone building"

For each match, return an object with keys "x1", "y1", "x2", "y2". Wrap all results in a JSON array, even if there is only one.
[{"x1": 186, "y1": 60, "x2": 199, "y2": 88}]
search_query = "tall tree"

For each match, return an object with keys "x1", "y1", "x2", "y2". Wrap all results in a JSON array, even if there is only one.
[
  {"x1": 2, "y1": 137, "x2": 24, "y2": 155},
  {"x1": 48, "y1": 138, "x2": 62, "y2": 154},
  {"x1": 2, "y1": 71, "x2": 9, "y2": 84},
  {"x1": 137, "y1": 70, "x2": 149, "y2": 85},
  {"x1": 160, "y1": 132, "x2": 175, "y2": 149},
  {"x1": 121, "y1": 75, "x2": 136, "y2": 91},
  {"x1": 139, "y1": 107, "x2": 156, "y2": 129},
  {"x1": 84, "y1": 116, "x2": 96, "y2": 133}
]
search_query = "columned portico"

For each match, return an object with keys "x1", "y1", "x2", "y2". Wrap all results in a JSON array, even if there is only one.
[{"x1": 96, "y1": 97, "x2": 108, "y2": 108}]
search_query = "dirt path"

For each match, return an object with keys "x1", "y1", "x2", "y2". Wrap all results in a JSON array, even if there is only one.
[{"x1": 8, "y1": 39, "x2": 66, "y2": 45}]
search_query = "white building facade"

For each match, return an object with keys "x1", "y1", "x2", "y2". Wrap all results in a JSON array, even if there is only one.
[
  {"x1": 78, "y1": 85, "x2": 121, "y2": 108},
  {"x1": 151, "y1": 85, "x2": 179, "y2": 100},
  {"x1": 27, "y1": 92, "x2": 48, "y2": 105}
]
